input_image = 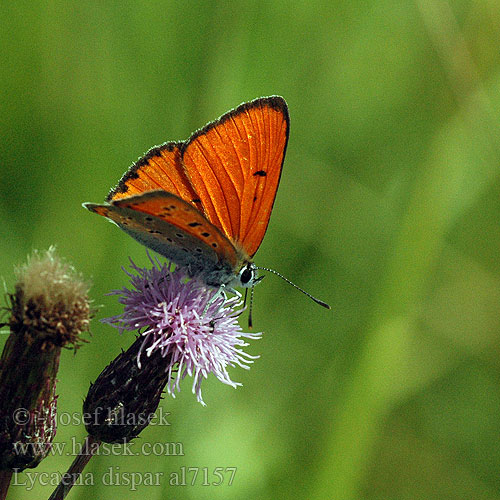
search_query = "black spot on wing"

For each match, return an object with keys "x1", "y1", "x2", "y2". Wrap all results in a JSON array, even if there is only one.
[
  {"x1": 253, "y1": 170, "x2": 267, "y2": 176},
  {"x1": 160, "y1": 205, "x2": 177, "y2": 217}
]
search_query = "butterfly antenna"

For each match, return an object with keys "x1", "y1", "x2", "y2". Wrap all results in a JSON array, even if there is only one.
[
  {"x1": 256, "y1": 266, "x2": 331, "y2": 309},
  {"x1": 248, "y1": 286, "x2": 255, "y2": 329},
  {"x1": 243, "y1": 288, "x2": 249, "y2": 308}
]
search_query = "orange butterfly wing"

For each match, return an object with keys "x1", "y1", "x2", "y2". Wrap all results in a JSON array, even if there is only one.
[
  {"x1": 107, "y1": 142, "x2": 203, "y2": 211},
  {"x1": 105, "y1": 96, "x2": 289, "y2": 259},
  {"x1": 182, "y1": 96, "x2": 289, "y2": 257}
]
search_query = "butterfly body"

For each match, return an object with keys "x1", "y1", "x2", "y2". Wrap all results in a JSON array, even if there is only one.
[{"x1": 84, "y1": 96, "x2": 289, "y2": 291}]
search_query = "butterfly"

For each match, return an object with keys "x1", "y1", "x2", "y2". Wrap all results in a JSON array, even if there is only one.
[{"x1": 84, "y1": 96, "x2": 329, "y2": 312}]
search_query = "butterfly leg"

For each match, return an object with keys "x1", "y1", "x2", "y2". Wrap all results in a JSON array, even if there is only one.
[
  {"x1": 202, "y1": 285, "x2": 243, "y2": 317},
  {"x1": 202, "y1": 285, "x2": 226, "y2": 316}
]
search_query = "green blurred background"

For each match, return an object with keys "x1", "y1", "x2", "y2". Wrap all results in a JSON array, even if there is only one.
[{"x1": 2, "y1": 1, "x2": 500, "y2": 498}]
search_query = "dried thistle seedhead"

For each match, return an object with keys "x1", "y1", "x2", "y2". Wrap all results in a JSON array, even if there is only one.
[
  {"x1": 0, "y1": 248, "x2": 92, "y2": 471},
  {"x1": 8, "y1": 246, "x2": 91, "y2": 348}
]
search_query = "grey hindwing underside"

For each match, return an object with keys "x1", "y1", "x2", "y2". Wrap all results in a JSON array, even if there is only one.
[{"x1": 97, "y1": 204, "x2": 236, "y2": 287}]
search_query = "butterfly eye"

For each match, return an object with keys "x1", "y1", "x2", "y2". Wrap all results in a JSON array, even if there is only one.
[
  {"x1": 240, "y1": 268, "x2": 253, "y2": 284},
  {"x1": 239, "y1": 264, "x2": 257, "y2": 286}
]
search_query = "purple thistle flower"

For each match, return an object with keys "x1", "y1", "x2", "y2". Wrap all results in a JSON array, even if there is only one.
[{"x1": 103, "y1": 256, "x2": 261, "y2": 405}]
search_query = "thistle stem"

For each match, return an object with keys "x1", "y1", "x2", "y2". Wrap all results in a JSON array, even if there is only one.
[
  {"x1": 0, "y1": 470, "x2": 13, "y2": 500},
  {"x1": 48, "y1": 435, "x2": 101, "y2": 500}
]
